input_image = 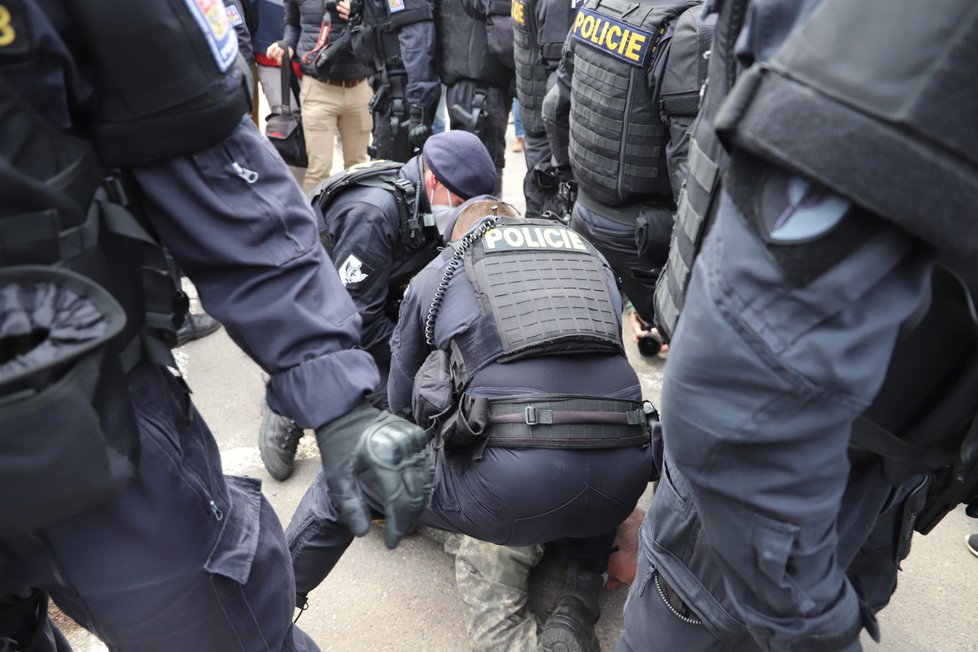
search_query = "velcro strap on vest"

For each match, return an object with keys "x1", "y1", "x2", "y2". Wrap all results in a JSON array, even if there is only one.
[
  {"x1": 660, "y1": 91, "x2": 701, "y2": 117},
  {"x1": 488, "y1": 0, "x2": 510, "y2": 14},
  {"x1": 482, "y1": 396, "x2": 651, "y2": 449}
]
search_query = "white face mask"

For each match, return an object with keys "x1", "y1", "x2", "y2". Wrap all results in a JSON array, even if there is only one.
[{"x1": 429, "y1": 183, "x2": 455, "y2": 235}]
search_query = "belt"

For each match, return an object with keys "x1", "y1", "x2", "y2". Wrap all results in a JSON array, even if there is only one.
[{"x1": 325, "y1": 77, "x2": 365, "y2": 88}]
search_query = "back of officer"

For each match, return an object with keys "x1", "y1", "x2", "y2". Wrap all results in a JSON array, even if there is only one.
[
  {"x1": 619, "y1": 0, "x2": 978, "y2": 650},
  {"x1": 257, "y1": 131, "x2": 496, "y2": 481},
  {"x1": 349, "y1": 0, "x2": 440, "y2": 162},
  {"x1": 435, "y1": 0, "x2": 515, "y2": 191},
  {"x1": 511, "y1": 0, "x2": 577, "y2": 218},
  {"x1": 0, "y1": 2, "x2": 432, "y2": 649},
  {"x1": 546, "y1": 0, "x2": 704, "y2": 348}
]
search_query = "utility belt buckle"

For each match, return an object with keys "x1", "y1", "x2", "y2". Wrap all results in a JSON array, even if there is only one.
[{"x1": 524, "y1": 406, "x2": 538, "y2": 425}]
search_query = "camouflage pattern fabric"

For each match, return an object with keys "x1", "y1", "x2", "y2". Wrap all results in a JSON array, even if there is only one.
[{"x1": 455, "y1": 536, "x2": 545, "y2": 651}]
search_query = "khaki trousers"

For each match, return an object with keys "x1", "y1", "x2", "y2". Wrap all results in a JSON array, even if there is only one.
[{"x1": 300, "y1": 76, "x2": 373, "y2": 192}]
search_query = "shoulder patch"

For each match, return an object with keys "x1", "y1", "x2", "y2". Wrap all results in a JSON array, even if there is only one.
[
  {"x1": 387, "y1": 0, "x2": 405, "y2": 13},
  {"x1": 225, "y1": 3, "x2": 244, "y2": 26},
  {"x1": 339, "y1": 253, "x2": 373, "y2": 287},
  {"x1": 571, "y1": 8, "x2": 655, "y2": 66},
  {"x1": 183, "y1": 0, "x2": 238, "y2": 72},
  {"x1": 482, "y1": 224, "x2": 590, "y2": 253}
]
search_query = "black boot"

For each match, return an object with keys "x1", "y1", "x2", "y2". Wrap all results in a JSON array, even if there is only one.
[
  {"x1": 175, "y1": 312, "x2": 221, "y2": 346},
  {"x1": 258, "y1": 399, "x2": 304, "y2": 481},
  {"x1": 540, "y1": 561, "x2": 603, "y2": 652}
]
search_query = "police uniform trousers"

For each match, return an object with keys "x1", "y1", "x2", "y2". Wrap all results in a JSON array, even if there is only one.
[
  {"x1": 570, "y1": 201, "x2": 657, "y2": 323},
  {"x1": 521, "y1": 129, "x2": 553, "y2": 219},
  {"x1": 0, "y1": 364, "x2": 319, "y2": 652},
  {"x1": 288, "y1": 444, "x2": 652, "y2": 598},
  {"x1": 300, "y1": 75, "x2": 373, "y2": 193},
  {"x1": 445, "y1": 80, "x2": 511, "y2": 193},
  {"x1": 617, "y1": 172, "x2": 933, "y2": 650}
]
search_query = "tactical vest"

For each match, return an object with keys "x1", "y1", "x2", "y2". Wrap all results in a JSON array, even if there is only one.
[
  {"x1": 442, "y1": 217, "x2": 624, "y2": 381},
  {"x1": 538, "y1": 0, "x2": 578, "y2": 64},
  {"x1": 310, "y1": 159, "x2": 428, "y2": 252},
  {"x1": 436, "y1": 0, "x2": 512, "y2": 87},
  {"x1": 654, "y1": 0, "x2": 746, "y2": 341},
  {"x1": 512, "y1": 0, "x2": 549, "y2": 136},
  {"x1": 361, "y1": 0, "x2": 433, "y2": 67},
  {"x1": 715, "y1": 0, "x2": 978, "y2": 260},
  {"x1": 567, "y1": 0, "x2": 697, "y2": 207}
]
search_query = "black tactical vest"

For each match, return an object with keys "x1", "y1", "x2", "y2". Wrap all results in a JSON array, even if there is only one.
[
  {"x1": 567, "y1": 0, "x2": 697, "y2": 207},
  {"x1": 654, "y1": 0, "x2": 747, "y2": 341},
  {"x1": 512, "y1": 0, "x2": 549, "y2": 136},
  {"x1": 444, "y1": 218, "x2": 624, "y2": 380},
  {"x1": 538, "y1": 0, "x2": 577, "y2": 64},
  {"x1": 437, "y1": 0, "x2": 512, "y2": 87},
  {"x1": 361, "y1": 0, "x2": 433, "y2": 74}
]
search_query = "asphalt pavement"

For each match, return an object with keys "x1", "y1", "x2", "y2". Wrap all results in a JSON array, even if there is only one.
[{"x1": 53, "y1": 119, "x2": 978, "y2": 651}]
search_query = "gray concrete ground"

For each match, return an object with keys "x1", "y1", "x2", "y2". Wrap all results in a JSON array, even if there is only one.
[{"x1": 52, "y1": 113, "x2": 978, "y2": 651}]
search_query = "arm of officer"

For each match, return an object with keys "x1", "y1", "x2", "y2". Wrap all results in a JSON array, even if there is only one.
[
  {"x1": 543, "y1": 31, "x2": 574, "y2": 169},
  {"x1": 327, "y1": 198, "x2": 400, "y2": 355},
  {"x1": 387, "y1": 268, "x2": 440, "y2": 419},
  {"x1": 131, "y1": 118, "x2": 378, "y2": 431},
  {"x1": 398, "y1": 9, "x2": 441, "y2": 126}
]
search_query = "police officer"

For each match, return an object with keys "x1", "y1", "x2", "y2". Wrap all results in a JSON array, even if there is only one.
[
  {"x1": 621, "y1": 0, "x2": 978, "y2": 650},
  {"x1": 347, "y1": 0, "x2": 440, "y2": 162},
  {"x1": 435, "y1": 0, "x2": 515, "y2": 191},
  {"x1": 511, "y1": 0, "x2": 577, "y2": 218},
  {"x1": 0, "y1": 2, "x2": 431, "y2": 649},
  {"x1": 258, "y1": 131, "x2": 497, "y2": 481},
  {"x1": 545, "y1": 0, "x2": 703, "y2": 354},
  {"x1": 283, "y1": 197, "x2": 655, "y2": 651}
]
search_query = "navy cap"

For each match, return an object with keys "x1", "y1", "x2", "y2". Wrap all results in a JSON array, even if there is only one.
[{"x1": 423, "y1": 131, "x2": 497, "y2": 200}]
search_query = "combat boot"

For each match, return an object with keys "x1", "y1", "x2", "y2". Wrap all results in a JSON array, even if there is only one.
[
  {"x1": 258, "y1": 399, "x2": 304, "y2": 481},
  {"x1": 540, "y1": 561, "x2": 603, "y2": 652}
]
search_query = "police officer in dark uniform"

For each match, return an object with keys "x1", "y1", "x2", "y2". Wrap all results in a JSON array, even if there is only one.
[
  {"x1": 258, "y1": 131, "x2": 497, "y2": 481},
  {"x1": 348, "y1": 0, "x2": 440, "y2": 162},
  {"x1": 546, "y1": 0, "x2": 701, "y2": 353},
  {"x1": 435, "y1": 0, "x2": 515, "y2": 191},
  {"x1": 621, "y1": 0, "x2": 978, "y2": 650},
  {"x1": 0, "y1": 2, "x2": 432, "y2": 649},
  {"x1": 284, "y1": 197, "x2": 655, "y2": 651},
  {"x1": 511, "y1": 0, "x2": 577, "y2": 218}
]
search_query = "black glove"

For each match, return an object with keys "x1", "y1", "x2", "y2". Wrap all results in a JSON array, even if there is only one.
[
  {"x1": 315, "y1": 402, "x2": 434, "y2": 549},
  {"x1": 407, "y1": 105, "x2": 431, "y2": 150}
]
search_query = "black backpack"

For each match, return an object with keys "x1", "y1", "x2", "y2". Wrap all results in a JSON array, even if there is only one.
[{"x1": 308, "y1": 159, "x2": 427, "y2": 252}]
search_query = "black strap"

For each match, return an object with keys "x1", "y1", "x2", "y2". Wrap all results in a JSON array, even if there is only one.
[
  {"x1": 660, "y1": 91, "x2": 701, "y2": 118},
  {"x1": 278, "y1": 41, "x2": 301, "y2": 112}
]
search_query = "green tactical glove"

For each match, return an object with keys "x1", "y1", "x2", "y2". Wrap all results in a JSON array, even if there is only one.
[{"x1": 315, "y1": 402, "x2": 434, "y2": 549}]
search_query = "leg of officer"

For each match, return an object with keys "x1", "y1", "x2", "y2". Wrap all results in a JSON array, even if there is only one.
[
  {"x1": 521, "y1": 130, "x2": 552, "y2": 219},
  {"x1": 300, "y1": 76, "x2": 342, "y2": 192},
  {"x1": 337, "y1": 80, "x2": 373, "y2": 170},
  {"x1": 0, "y1": 365, "x2": 318, "y2": 652},
  {"x1": 619, "y1": 164, "x2": 933, "y2": 649}
]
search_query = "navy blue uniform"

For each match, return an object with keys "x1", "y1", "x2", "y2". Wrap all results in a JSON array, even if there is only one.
[
  {"x1": 0, "y1": 2, "x2": 377, "y2": 649},
  {"x1": 287, "y1": 216, "x2": 653, "y2": 598},
  {"x1": 323, "y1": 157, "x2": 440, "y2": 407}
]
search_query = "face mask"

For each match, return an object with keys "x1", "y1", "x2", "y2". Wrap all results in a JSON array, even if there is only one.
[{"x1": 429, "y1": 184, "x2": 455, "y2": 236}]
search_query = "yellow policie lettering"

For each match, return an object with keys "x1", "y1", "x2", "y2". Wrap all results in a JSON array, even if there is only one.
[
  {"x1": 0, "y1": 5, "x2": 16, "y2": 47},
  {"x1": 511, "y1": 0, "x2": 525, "y2": 24},
  {"x1": 573, "y1": 11, "x2": 648, "y2": 63}
]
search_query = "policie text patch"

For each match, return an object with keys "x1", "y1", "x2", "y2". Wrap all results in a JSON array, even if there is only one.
[
  {"x1": 571, "y1": 8, "x2": 653, "y2": 66},
  {"x1": 482, "y1": 224, "x2": 590, "y2": 253},
  {"x1": 511, "y1": 0, "x2": 525, "y2": 25}
]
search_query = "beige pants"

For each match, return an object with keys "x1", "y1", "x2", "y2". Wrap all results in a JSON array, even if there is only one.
[{"x1": 300, "y1": 75, "x2": 373, "y2": 192}]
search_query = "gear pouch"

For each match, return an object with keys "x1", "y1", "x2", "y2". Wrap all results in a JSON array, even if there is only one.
[
  {"x1": 412, "y1": 349, "x2": 455, "y2": 436},
  {"x1": 0, "y1": 266, "x2": 133, "y2": 535}
]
